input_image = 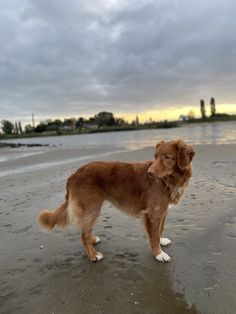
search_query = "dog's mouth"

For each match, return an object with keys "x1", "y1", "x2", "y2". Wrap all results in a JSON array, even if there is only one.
[{"x1": 148, "y1": 170, "x2": 171, "y2": 179}]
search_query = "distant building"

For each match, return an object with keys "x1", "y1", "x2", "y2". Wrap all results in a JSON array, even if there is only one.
[
  {"x1": 59, "y1": 124, "x2": 76, "y2": 131},
  {"x1": 83, "y1": 123, "x2": 98, "y2": 130},
  {"x1": 179, "y1": 114, "x2": 187, "y2": 121},
  {"x1": 179, "y1": 111, "x2": 195, "y2": 121}
]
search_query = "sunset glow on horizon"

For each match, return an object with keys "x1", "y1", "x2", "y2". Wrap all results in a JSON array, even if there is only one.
[
  {"x1": 120, "y1": 104, "x2": 236, "y2": 123},
  {"x1": 30, "y1": 103, "x2": 236, "y2": 126}
]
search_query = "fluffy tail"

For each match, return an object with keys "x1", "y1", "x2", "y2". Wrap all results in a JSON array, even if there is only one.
[
  {"x1": 38, "y1": 201, "x2": 68, "y2": 230},
  {"x1": 38, "y1": 178, "x2": 71, "y2": 230}
]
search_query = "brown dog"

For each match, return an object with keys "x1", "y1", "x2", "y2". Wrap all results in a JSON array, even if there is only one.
[{"x1": 38, "y1": 140, "x2": 195, "y2": 262}]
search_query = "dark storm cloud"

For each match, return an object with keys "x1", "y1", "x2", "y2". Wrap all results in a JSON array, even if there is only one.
[{"x1": 0, "y1": 0, "x2": 236, "y2": 122}]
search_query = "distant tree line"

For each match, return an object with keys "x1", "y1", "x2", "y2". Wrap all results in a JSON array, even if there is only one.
[
  {"x1": 1, "y1": 104, "x2": 234, "y2": 136},
  {"x1": 1, "y1": 112, "x2": 127, "y2": 135},
  {"x1": 1, "y1": 120, "x2": 23, "y2": 135}
]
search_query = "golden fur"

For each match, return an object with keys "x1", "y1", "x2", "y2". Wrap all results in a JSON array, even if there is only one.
[{"x1": 38, "y1": 139, "x2": 195, "y2": 262}]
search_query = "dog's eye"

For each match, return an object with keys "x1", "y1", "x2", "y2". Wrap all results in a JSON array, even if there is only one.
[{"x1": 164, "y1": 155, "x2": 172, "y2": 160}]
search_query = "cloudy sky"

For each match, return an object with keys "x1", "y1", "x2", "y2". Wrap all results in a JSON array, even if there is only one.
[{"x1": 1, "y1": 0, "x2": 236, "y2": 124}]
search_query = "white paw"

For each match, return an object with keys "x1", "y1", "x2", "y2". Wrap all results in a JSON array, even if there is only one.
[
  {"x1": 95, "y1": 252, "x2": 103, "y2": 261},
  {"x1": 160, "y1": 237, "x2": 172, "y2": 246},
  {"x1": 155, "y1": 251, "x2": 171, "y2": 263},
  {"x1": 94, "y1": 236, "x2": 101, "y2": 244}
]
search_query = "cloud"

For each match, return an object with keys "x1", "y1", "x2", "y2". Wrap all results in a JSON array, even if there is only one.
[{"x1": 0, "y1": 0, "x2": 236, "y2": 123}]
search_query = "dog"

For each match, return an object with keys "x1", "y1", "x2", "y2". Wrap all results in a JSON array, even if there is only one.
[{"x1": 38, "y1": 139, "x2": 195, "y2": 262}]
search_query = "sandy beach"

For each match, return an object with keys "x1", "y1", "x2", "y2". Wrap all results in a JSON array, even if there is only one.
[{"x1": 0, "y1": 143, "x2": 236, "y2": 314}]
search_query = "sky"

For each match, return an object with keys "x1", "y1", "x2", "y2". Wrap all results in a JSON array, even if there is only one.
[{"x1": 1, "y1": 0, "x2": 236, "y2": 125}]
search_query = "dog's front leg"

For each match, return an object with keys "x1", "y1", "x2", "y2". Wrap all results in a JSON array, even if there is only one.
[
  {"x1": 160, "y1": 213, "x2": 172, "y2": 247},
  {"x1": 145, "y1": 209, "x2": 171, "y2": 263}
]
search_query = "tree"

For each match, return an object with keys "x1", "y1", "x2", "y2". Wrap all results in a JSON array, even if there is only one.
[
  {"x1": 210, "y1": 97, "x2": 216, "y2": 116},
  {"x1": 18, "y1": 122, "x2": 23, "y2": 134},
  {"x1": 88, "y1": 117, "x2": 96, "y2": 124},
  {"x1": 115, "y1": 117, "x2": 126, "y2": 125},
  {"x1": 200, "y1": 99, "x2": 206, "y2": 118},
  {"x1": 35, "y1": 122, "x2": 47, "y2": 133},
  {"x1": 94, "y1": 112, "x2": 115, "y2": 127},
  {"x1": 14, "y1": 122, "x2": 19, "y2": 134},
  {"x1": 46, "y1": 119, "x2": 62, "y2": 131},
  {"x1": 53, "y1": 119, "x2": 63, "y2": 127},
  {"x1": 188, "y1": 110, "x2": 195, "y2": 120},
  {"x1": 63, "y1": 118, "x2": 76, "y2": 127},
  {"x1": 25, "y1": 124, "x2": 33, "y2": 133},
  {"x1": 1, "y1": 120, "x2": 14, "y2": 135},
  {"x1": 76, "y1": 117, "x2": 85, "y2": 129}
]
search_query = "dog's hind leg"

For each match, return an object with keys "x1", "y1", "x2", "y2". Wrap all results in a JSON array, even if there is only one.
[
  {"x1": 76, "y1": 193, "x2": 104, "y2": 262},
  {"x1": 80, "y1": 211, "x2": 103, "y2": 261},
  {"x1": 81, "y1": 229, "x2": 103, "y2": 262}
]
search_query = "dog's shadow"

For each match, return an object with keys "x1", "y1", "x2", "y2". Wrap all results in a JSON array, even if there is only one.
[
  {"x1": 37, "y1": 242, "x2": 197, "y2": 314},
  {"x1": 35, "y1": 207, "x2": 198, "y2": 313}
]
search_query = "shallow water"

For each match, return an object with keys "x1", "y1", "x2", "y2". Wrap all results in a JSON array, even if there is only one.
[
  {"x1": 1, "y1": 121, "x2": 236, "y2": 149},
  {"x1": 1, "y1": 122, "x2": 236, "y2": 168}
]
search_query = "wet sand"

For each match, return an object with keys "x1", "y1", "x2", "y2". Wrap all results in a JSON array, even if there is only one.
[{"x1": 0, "y1": 144, "x2": 236, "y2": 314}]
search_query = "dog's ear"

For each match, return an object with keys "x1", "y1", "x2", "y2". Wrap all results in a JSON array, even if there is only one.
[
  {"x1": 156, "y1": 140, "x2": 164, "y2": 149},
  {"x1": 154, "y1": 141, "x2": 164, "y2": 158},
  {"x1": 176, "y1": 140, "x2": 195, "y2": 170}
]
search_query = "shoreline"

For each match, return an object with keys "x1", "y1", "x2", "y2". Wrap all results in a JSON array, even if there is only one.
[
  {"x1": 1, "y1": 118, "x2": 235, "y2": 142},
  {"x1": 0, "y1": 121, "x2": 179, "y2": 141},
  {"x1": 0, "y1": 142, "x2": 50, "y2": 148},
  {"x1": 0, "y1": 143, "x2": 235, "y2": 313}
]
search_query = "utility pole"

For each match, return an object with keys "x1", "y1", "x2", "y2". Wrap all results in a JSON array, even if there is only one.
[{"x1": 32, "y1": 113, "x2": 35, "y2": 128}]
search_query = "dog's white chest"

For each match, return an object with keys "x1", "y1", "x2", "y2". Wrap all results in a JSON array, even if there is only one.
[{"x1": 170, "y1": 187, "x2": 185, "y2": 204}]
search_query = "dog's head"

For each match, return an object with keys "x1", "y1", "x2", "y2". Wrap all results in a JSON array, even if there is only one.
[{"x1": 147, "y1": 140, "x2": 195, "y2": 178}]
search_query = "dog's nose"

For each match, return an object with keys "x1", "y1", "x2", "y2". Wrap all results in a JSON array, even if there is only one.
[{"x1": 147, "y1": 168, "x2": 155, "y2": 178}]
